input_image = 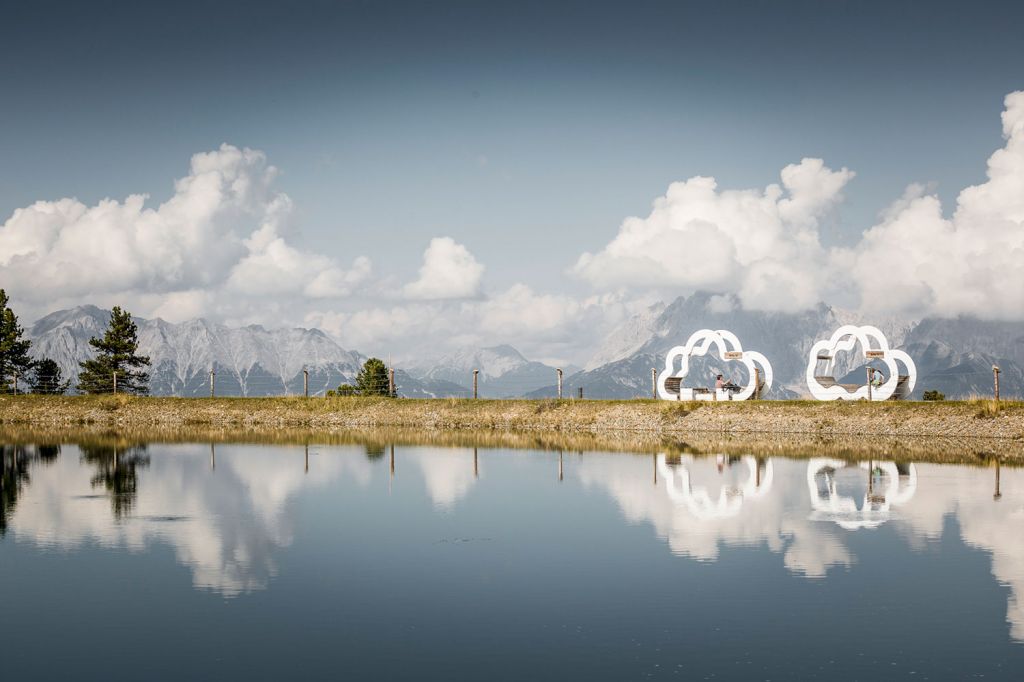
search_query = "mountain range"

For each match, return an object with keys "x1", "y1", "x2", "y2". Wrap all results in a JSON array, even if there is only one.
[{"x1": 24, "y1": 296, "x2": 1024, "y2": 399}]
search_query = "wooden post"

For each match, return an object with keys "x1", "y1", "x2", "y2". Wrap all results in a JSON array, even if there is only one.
[
  {"x1": 113, "y1": 371, "x2": 118, "y2": 395},
  {"x1": 866, "y1": 367, "x2": 873, "y2": 401},
  {"x1": 651, "y1": 368, "x2": 657, "y2": 399},
  {"x1": 473, "y1": 369, "x2": 479, "y2": 399},
  {"x1": 754, "y1": 367, "x2": 761, "y2": 399},
  {"x1": 994, "y1": 458, "x2": 1002, "y2": 501},
  {"x1": 210, "y1": 369, "x2": 215, "y2": 398},
  {"x1": 557, "y1": 368, "x2": 563, "y2": 399},
  {"x1": 12, "y1": 372, "x2": 17, "y2": 395},
  {"x1": 303, "y1": 369, "x2": 309, "y2": 398},
  {"x1": 993, "y1": 365, "x2": 1001, "y2": 402},
  {"x1": 578, "y1": 386, "x2": 583, "y2": 400},
  {"x1": 389, "y1": 367, "x2": 395, "y2": 397}
]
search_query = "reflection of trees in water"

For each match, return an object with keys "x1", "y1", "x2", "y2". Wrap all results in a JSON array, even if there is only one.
[
  {"x1": 79, "y1": 444, "x2": 150, "y2": 519},
  {"x1": 1, "y1": 444, "x2": 60, "y2": 536}
]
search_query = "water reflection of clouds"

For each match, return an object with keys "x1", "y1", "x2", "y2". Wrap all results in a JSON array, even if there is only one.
[
  {"x1": 578, "y1": 453, "x2": 1024, "y2": 640},
  {"x1": 10, "y1": 444, "x2": 371, "y2": 596},
  {"x1": 405, "y1": 448, "x2": 478, "y2": 510}
]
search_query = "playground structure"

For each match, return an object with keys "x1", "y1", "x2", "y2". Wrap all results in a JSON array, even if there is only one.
[
  {"x1": 805, "y1": 325, "x2": 916, "y2": 401},
  {"x1": 658, "y1": 454, "x2": 774, "y2": 521},
  {"x1": 806, "y1": 458, "x2": 918, "y2": 530},
  {"x1": 656, "y1": 329, "x2": 773, "y2": 401}
]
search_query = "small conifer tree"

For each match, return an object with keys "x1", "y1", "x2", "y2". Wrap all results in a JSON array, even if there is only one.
[
  {"x1": 0, "y1": 289, "x2": 34, "y2": 393},
  {"x1": 354, "y1": 358, "x2": 393, "y2": 396},
  {"x1": 77, "y1": 307, "x2": 151, "y2": 395},
  {"x1": 31, "y1": 358, "x2": 70, "y2": 395}
]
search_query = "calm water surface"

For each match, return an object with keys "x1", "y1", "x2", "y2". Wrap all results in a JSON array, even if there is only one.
[{"x1": 2, "y1": 437, "x2": 1023, "y2": 680}]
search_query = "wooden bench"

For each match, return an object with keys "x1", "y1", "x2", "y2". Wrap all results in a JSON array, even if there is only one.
[{"x1": 814, "y1": 375, "x2": 861, "y2": 391}]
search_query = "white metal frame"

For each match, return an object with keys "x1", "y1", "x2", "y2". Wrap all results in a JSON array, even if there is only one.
[
  {"x1": 657, "y1": 329, "x2": 773, "y2": 401},
  {"x1": 805, "y1": 324, "x2": 916, "y2": 401}
]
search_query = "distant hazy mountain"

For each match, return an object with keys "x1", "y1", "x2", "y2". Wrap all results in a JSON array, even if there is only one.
[
  {"x1": 29, "y1": 306, "x2": 364, "y2": 396},
  {"x1": 532, "y1": 292, "x2": 1022, "y2": 400},
  {"x1": 27, "y1": 307, "x2": 558, "y2": 398},
  {"x1": 408, "y1": 344, "x2": 562, "y2": 398}
]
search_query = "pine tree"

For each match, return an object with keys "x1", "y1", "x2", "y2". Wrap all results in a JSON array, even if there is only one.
[
  {"x1": 0, "y1": 289, "x2": 34, "y2": 393},
  {"x1": 77, "y1": 307, "x2": 151, "y2": 395},
  {"x1": 30, "y1": 358, "x2": 70, "y2": 395},
  {"x1": 354, "y1": 358, "x2": 393, "y2": 396}
]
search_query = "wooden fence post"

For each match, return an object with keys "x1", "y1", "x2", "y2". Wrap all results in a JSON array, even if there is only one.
[
  {"x1": 578, "y1": 386, "x2": 583, "y2": 400},
  {"x1": 557, "y1": 368, "x2": 563, "y2": 399},
  {"x1": 113, "y1": 371, "x2": 118, "y2": 395},
  {"x1": 993, "y1": 365, "x2": 1001, "y2": 402},
  {"x1": 303, "y1": 369, "x2": 309, "y2": 398},
  {"x1": 754, "y1": 367, "x2": 761, "y2": 399},
  {"x1": 866, "y1": 367, "x2": 873, "y2": 401},
  {"x1": 473, "y1": 369, "x2": 479, "y2": 399},
  {"x1": 210, "y1": 369, "x2": 215, "y2": 398},
  {"x1": 651, "y1": 368, "x2": 656, "y2": 399},
  {"x1": 389, "y1": 368, "x2": 395, "y2": 397}
]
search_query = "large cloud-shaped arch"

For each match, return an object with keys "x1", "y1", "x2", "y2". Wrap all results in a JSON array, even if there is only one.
[
  {"x1": 656, "y1": 329, "x2": 773, "y2": 401},
  {"x1": 805, "y1": 324, "x2": 916, "y2": 401}
]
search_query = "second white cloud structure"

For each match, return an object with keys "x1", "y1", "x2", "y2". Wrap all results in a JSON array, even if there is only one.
[
  {"x1": 657, "y1": 329, "x2": 773, "y2": 401},
  {"x1": 805, "y1": 324, "x2": 916, "y2": 401}
]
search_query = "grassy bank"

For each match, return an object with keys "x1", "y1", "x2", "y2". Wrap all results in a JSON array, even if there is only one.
[{"x1": 1, "y1": 394, "x2": 1022, "y2": 440}]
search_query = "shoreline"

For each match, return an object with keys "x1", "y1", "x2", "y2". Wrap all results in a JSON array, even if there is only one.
[{"x1": 1, "y1": 394, "x2": 1021, "y2": 437}]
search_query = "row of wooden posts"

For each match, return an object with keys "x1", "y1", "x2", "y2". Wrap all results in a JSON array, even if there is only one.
[{"x1": 4, "y1": 363, "x2": 1006, "y2": 400}]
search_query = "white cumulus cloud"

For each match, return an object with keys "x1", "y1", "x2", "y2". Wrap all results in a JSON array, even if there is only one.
[
  {"x1": 0, "y1": 144, "x2": 372, "y2": 318},
  {"x1": 572, "y1": 158, "x2": 854, "y2": 313},
  {"x1": 575, "y1": 92, "x2": 1024, "y2": 322},
  {"x1": 838, "y1": 90, "x2": 1024, "y2": 319},
  {"x1": 402, "y1": 237, "x2": 484, "y2": 300}
]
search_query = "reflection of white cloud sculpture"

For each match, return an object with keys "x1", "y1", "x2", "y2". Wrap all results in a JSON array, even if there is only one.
[
  {"x1": 659, "y1": 455, "x2": 773, "y2": 520},
  {"x1": 806, "y1": 324, "x2": 916, "y2": 400},
  {"x1": 806, "y1": 458, "x2": 917, "y2": 529},
  {"x1": 576, "y1": 454, "x2": 852, "y2": 576},
  {"x1": 657, "y1": 329, "x2": 772, "y2": 401}
]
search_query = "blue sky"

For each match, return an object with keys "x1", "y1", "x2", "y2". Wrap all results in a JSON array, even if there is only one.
[{"x1": 1, "y1": 0, "x2": 1022, "y2": 362}]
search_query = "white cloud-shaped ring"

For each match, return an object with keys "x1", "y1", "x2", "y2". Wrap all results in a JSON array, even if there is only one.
[
  {"x1": 656, "y1": 329, "x2": 773, "y2": 401},
  {"x1": 805, "y1": 324, "x2": 916, "y2": 401}
]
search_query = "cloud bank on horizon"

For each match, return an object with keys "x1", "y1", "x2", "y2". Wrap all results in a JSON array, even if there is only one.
[
  {"x1": 1, "y1": 92, "x2": 1021, "y2": 361},
  {"x1": 575, "y1": 90, "x2": 1024, "y2": 319}
]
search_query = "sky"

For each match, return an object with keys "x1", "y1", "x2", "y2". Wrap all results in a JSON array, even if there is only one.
[{"x1": 1, "y1": 0, "x2": 1022, "y2": 364}]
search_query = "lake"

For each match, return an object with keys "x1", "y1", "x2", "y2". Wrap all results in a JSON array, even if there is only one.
[{"x1": 2, "y1": 434, "x2": 1022, "y2": 680}]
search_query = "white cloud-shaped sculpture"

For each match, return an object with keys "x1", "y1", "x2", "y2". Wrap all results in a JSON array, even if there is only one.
[
  {"x1": 806, "y1": 459, "x2": 918, "y2": 530},
  {"x1": 657, "y1": 329, "x2": 773, "y2": 401},
  {"x1": 805, "y1": 324, "x2": 916, "y2": 401}
]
